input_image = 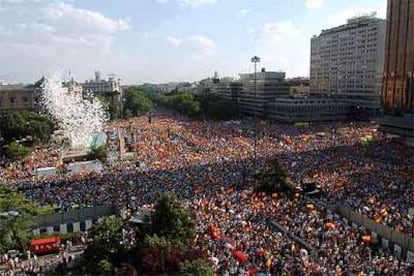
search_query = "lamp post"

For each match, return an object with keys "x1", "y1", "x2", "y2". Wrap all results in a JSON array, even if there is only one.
[{"x1": 250, "y1": 56, "x2": 260, "y2": 174}]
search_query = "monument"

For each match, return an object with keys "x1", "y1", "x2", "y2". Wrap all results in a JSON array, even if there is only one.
[{"x1": 40, "y1": 73, "x2": 108, "y2": 161}]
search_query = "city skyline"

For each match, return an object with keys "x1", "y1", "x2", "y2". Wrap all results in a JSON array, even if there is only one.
[{"x1": 0, "y1": 0, "x2": 386, "y2": 84}]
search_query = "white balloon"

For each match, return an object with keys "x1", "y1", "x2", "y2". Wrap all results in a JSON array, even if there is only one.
[{"x1": 41, "y1": 73, "x2": 108, "y2": 149}]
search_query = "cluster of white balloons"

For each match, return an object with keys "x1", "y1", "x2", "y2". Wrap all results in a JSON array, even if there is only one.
[{"x1": 41, "y1": 73, "x2": 108, "y2": 149}]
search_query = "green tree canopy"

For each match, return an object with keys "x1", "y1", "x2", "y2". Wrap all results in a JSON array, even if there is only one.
[
  {"x1": 255, "y1": 159, "x2": 292, "y2": 195},
  {"x1": 151, "y1": 194, "x2": 196, "y2": 246},
  {"x1": 152, "y1": 92, "x2": 201, "y2": 117},
  {"x1": 196, "y1": 93, "x2": 237, "y2": 121},
  {"x1": 0, "y1": 110, "x2": 53, "y2": 144},
  {"x1": 123, "y1": 88, "x2": 153, "y2": 118},
  {"x1": 179, "y1": 259, "x2": 213, "y2": 276},
  {"x1": 0, "y1": 186, "x2": 39, "y2": 252},
  {"x1": 4, "y1": 142, "x2": 31, "y2": 160},
  {"x1": 82, "y1": 217, "x2": 125, "y2": 275}
]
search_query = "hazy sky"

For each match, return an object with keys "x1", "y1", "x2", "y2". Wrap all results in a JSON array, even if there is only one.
[{"x1": 0, "y1": 0, "x2": 386, "y2": 84}]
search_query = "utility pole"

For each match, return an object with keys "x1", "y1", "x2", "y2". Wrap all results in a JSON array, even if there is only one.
[{"x1": 250, "y1": 56, "x2": 260, "y2": 175}]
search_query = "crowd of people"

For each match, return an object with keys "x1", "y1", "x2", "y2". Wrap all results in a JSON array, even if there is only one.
[{"x1": 1, "y1": 109, "x2": 413, "y2": 273}]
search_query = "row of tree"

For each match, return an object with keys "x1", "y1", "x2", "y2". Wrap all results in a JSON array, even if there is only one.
[
  {"x1": 81, "y1": 194, "x2": 212, "y2": 275},
  {"x1": 152, "y1": 92, "x2": 200, "y2": 117},
  {"x1": 113, "y1": 87, "x2": 239, "y2": 121},
  {"x1": 151, "y1": 91, "x2": 239, "y2": 121}
]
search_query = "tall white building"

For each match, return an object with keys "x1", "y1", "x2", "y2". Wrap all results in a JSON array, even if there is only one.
[{"x1": 310, "y1": 14, "x2": 386, "y2": 110}]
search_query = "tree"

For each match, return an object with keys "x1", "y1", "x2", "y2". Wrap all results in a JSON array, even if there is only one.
[
  {"x1": 255, "y1": 160, "x2": 292, "y2": 195},
  {"x1": 139, "y1": 234, "x2": 179, "y2": 274},
  {"x1": 87, "y1": 145, "x2": 107, "y2": 163},
  {"x1": 95, "y1": 92, "x2": 122, "y2": 120},
  {"x1": 123, "y1": 88, "x2": 153, "y2": 117},
  {"x1": 123, "y1": 109, "x2": 133, "y2": 119},
  {"x1": 97, "y1": 259, "x2": 113, "y2": 275},
  {"x1": 196, "y1": 93, "x2": 237, "y2": 121},
  {"x1": 179, "y1": 259, "x2": 213, "y2": 276},
  {"x1": 82, "y1": 217, "x2": 126, "y2": 275},
  {"x1": 4, "y1": 142, "x2": 31, "y2": 160},
  {"x1": 138, "y1": 234, "x2": 209, "y2": 274},
  {"x1": 0, "y1": 110, "x2": 53, "y2": 144},
  {"x1": 151, "y1": 194, "x2": 196, "y2": 246},
  {"x1": 0, "y1": 186, "x2": 38, "y2": 252}
]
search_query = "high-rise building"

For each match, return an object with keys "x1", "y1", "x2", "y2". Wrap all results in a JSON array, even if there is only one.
[
  {"x1": 310, "y1": 14, "x2": 386, "y2": 111},
  {"x1": 379, "y1": 0, "x2": 414, "y2": 146},
  {"x1": 239, "y1": 70, "x2": 289, "y2": 117},
  {"x1": 382, "y1": 0, "x2": 414, "y2": 113}
]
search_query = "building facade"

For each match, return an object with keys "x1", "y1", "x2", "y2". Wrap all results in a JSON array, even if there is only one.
[
  {"x1": 310, "y1": 14, "x2": 386, "y2": 111},
  {"x1": 287, "y1": 78, "x2": 310, "y2": 96},
  {"x1": 382, "y1": 0, "x2": 414, "y2": 114},
  {"x1": 63, "y1": 80, "x2": 83, "y2": 98},
  {"x1": 379, "y1": 0, "x2": 414, "y2": 147},
  {"x1": 82, "y1": 72, "x2": 123, "y2": 119},
  {"x1": 239, "y1": 70, "x2": 289, "y2": 118},
  {"x1": 268, "y1": 96, "x2": 349, "y2": 122},
  {"x1": 0, "y1": 84, "x2": 35, "y2": 110},
  {"x1": 82, "y1": 73, "x2": 122, "y2": 95}
]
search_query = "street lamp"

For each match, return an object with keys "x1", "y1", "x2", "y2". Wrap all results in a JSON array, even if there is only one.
[{"x1": 250, "y1": 56, "x2": 260, "y2": 174}]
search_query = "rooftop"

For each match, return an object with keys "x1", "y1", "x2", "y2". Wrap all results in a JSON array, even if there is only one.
[
  {"x1": 0, "y1": 84, "x2": 33, "y2": 91},
  {"x1": 315, "y1": 13, "x2": 384, "y2": 37}
]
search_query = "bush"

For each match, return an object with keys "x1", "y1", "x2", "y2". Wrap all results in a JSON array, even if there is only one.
[
  {"x1": 87, "y1": 145, "x2": 107, "y2": 163},
  {"x1": 4, "y1": 142, "x2": 31, "y2": 160},
  {"x1": 179, "y1": 259, "x2": 213, "y2": 276}
]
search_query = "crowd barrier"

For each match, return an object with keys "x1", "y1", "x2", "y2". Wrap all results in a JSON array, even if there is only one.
[
  {"x1": 32, "y1": 205, "x2": 116, "y2": 235},
  {"x1": 331, "y1": 204, "x2": 414, "y2": 263}
]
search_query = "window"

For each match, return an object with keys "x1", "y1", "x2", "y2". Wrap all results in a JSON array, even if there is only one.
[
  {"x1": 80, "y1": 221, "x2": 86, "y2": 231},
  {"x1": 67, "y1": 223, "x2": 73, "y2": 233}
]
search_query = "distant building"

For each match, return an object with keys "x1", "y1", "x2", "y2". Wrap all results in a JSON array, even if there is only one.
[
  {"x1": 239, "y1": 69, "x2": 289, "y2": 118},
  {"x1": 268, "y1": 96, "x2": 349, "y2": 122},
  {"x1": 310, "y1": 14, "x2": 386, "y2": 113},
  {"x1": 81, "y1": 73, "x2": 122, "y2": 119},
  {"x1": 287, "y1": 78, "x2": 310, "y2": 96},
  {"x1": 0, "y1": 84, "x2": 35, "y2": 110},
  {"x1": 82, "y1": 73, "x2": 122, "y2": 95},
  {"x1": 379, "y1": 0, "x2": 414, "y2": 146},
  {"x1": 63, "y1": 80, "x2": 83, "y2": 98}
]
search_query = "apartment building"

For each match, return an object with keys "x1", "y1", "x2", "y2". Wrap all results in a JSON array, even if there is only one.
[{"x1": 310, "y1": 14, "x2": 386, "y2": 111}]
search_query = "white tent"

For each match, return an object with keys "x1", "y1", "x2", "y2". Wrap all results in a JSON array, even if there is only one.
[
  {"x1": 34, "y1": 167, "x2": 57, "y2": 177},
  {"x1": 67, "y1": 160, "x2": 103, "y2": 174}
]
